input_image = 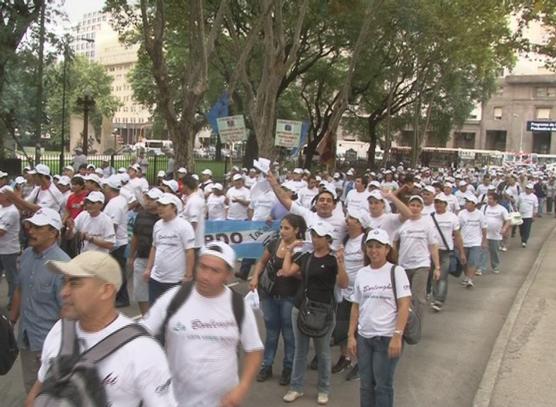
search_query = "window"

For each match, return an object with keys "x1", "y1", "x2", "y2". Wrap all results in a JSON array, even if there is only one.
[
  {"x1": 535, "y1": 87, "x2": 556, "y2": 98},
  {"x1": 493, "y1": 107, "x2": 503, "y2": 120},
  {"x1": 536, "y1": 107, "x2": 551, "y2": 120}
]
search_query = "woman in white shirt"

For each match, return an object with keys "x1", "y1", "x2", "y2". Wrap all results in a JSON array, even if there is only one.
[
  {"x1": 517, "y1": 184, "x2": 538, "y2": 247},
  {"x1": 206, "y1": 184, "x2": 226, "y2": 220},
  {"x1": 348, "y1": 228, "x2": 411, "y2": 407}
]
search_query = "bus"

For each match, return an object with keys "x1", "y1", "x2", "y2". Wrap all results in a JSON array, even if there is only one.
[
  {"x1": 134, "y1": 139, "x2": 173, "y2": 155},
  {"x1": 388, "y1": 146, "x2": 504, "y2": 168}
]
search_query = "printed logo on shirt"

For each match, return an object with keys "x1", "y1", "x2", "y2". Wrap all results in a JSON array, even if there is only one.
[
  {"x1": 155, "y1": 378, "x2": 172, "y2": 394},
  {"x1": 102, "y1": 373, "x2": 118, "y2": 386},
  {"x1": 172, "y1": 321, "x2": 187, "y2": 333}
]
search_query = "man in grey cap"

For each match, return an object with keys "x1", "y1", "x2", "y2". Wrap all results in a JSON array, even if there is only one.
[{"x1": 8, "y1": 208, "x2": 69, "y2": 393}]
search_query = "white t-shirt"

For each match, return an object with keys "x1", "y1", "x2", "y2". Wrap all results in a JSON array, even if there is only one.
[
  {"x1": 103, "y1": 195, "x2": 129, "y2": 247},
  {"x1": 368, "y1": 213, "x2": 403, "y2": 241},
  {"x1": 38, "y1": 315, "x2": 177, "y2": 407},
  {"x1": 244, "y1": 176, "x2": 257, "y2": 189},
  {"x1": 430, "y1": 211, "x2": 460, "y2": 250},
  {"x1": 26, "y1": 184, "x2": 64, "y2": 212},
  {"x1": 454, "y1": 189, "x2": 469, "y2": 209},
  {"x1": 151, "y1": 217, "x2": 196, "y2": 283},
  {"x1": 284, "y1": 179, "x2": 307, "y2": 194},
  {"x1": 342, "y1": 234, "x2": 366, "y2": 301},
  {"x1": 476, "y1": 184, "x2": 490, "y2": 197},
  {"x1": 458, "y1": 209, "x2": 487, "y2": 247},
  {"x1": 395, "y1": 217, "x2": 438, "y2": 269},
  {"x1": 226, "y1": 187, "x2": 250, "y2": 220},
  {"x1": 345, "y1": 189, "x2": 371, "y2": 214},
  {"x1": 142, "y1": 286, "x2": 263, "y2": 407},
  {"x1": 207, "y1": 194, "x2": 226, "y2": 220},
  {"x1": 444, "y1": 193, "x2": 460, "y2": 213},
  {"x1": 74, "y1": 211, "x2": 116, "y2": 253},
  {"x1": 422, "y1": 204, "x2": 435, "y2": 215},
  {"x1": 249, "y1": 189, "x2": 276, "y2": 221},
  {"x1": 128, "y1": 176, "x2": 149, "y2": 205},
  {"x1": 518, "y1": 193, "x2": 539, "y2": 218},
  {"x1": 483, "y1": 204, "x2": 510, "y2": 240},
  {"x1": 181, "y1": 193, "x2": 206, "y2": 248},
  {"x1": 381, "y1": 181, "x2": 399, "y2": 191},
  {"x1": 352, "y1": 262, "x2": 411, "y2": 338},
  {"x1": 504, "y1": 184, "x2": 521, "y2": 206},
  {"x1": 0, "y1": 204, "x2": 20, "y2": 254},
  {"x1": 289, "y1": 202, "x2": 347, "y2": 250},
  {"x1": 298, "y1": 187, "x2": 318, "y2": 209}
]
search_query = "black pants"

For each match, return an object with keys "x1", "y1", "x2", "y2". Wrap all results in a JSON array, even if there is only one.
[
  {"x1": 111, "y1": 245, "x2": 129, "y2": 306},
  {"x1": 519, "y1": 218, "x2": 533, "y2": 244}
]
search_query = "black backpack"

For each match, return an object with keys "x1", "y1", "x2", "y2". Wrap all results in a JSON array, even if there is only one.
[
  {"x1": 0, "y1": 308, "x2": 18, "y2": 375},
  {"x1": 35, "y1": 319, "x2": 148, "y2": 407},
  {"x1": 158, "y1": 281, "x2": 244, "y2": 345}
]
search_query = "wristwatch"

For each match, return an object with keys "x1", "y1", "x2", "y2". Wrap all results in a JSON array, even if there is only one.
[{"x1": 393, "y1": 329, "x2": 403, "y2": 336}]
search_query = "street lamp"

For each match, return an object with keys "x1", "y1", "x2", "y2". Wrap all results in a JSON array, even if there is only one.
[{"x1": 76, "y1": 88, "x2": 95, "y2": 155}]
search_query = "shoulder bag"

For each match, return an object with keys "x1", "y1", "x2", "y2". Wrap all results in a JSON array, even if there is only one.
[
  {"x1": 431, "y1": 213, "x2": 462, "y2": 278},
  {"x1": 390, "y1": 265, "x2": 421, "y2": 345},
  {"x1": 297, "y1": 255, "x2": 336, "y2": 338},
  {"x1": 258, "y1": 239, "x2": 279, "y2": 295}
]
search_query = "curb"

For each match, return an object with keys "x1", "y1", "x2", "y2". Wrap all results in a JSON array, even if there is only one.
[{"x1": 472, "y1": 224, "x2": 556, "y2": 407}]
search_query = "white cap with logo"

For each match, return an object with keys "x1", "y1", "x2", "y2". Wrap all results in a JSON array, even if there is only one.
[
  {"x1": 200, "y1": 241, "x2": 236, "y2": 269},
  {"x1": 365, "y1": 228, "x2": 391, "y2": 246},
  {"x1": 85, "y1": 191, "x2": 105, "y2": 204},
  {"x1": 309, "y1": 221, "x2": 335, "y2": 239},
  {"x1": 158, "y1": 192, "x2": 183, "y2": 212},
  {"x1": 24, "y1": 208, "x2": 63, "y2": 230}
]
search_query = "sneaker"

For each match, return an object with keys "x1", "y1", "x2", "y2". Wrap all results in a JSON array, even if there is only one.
[
  {"x1": 309, "y1": 355, "x2": 318, "y2": 370},
  {"x1": 317, "y1": 393, "x2": 329, "y2": 405},
  {"x1": 522, "y1": 242, "x2": 526, "y2": 248},
  {"x1": 431, "y1": 302, "x2": 443, "y2": 312},
  {"x1": 346, "y1": 364, "x2": 360, "y2": 381},
  {"x1": 283, "y1": 390, "x2": 304, "y2": 403},
  {"x1": 466, "y1": 279, "x2": 474, "y2": 288},
  {"x1": 493, "y1": 268, "x2": 500, "y2": 274},
  {"x1": 331, "y1": 355, "x2": 351, "y2": 374},
  {"x1": 256, "y1": 366, "x2": 272, "y2": 382},
  {"x1": 460, "y1": 278, "x2": 469, "y2": 286},
  {"x1": 475, "y1": 270, "x2": 483, "y2": 276},
  {"x1": 500, "y1": 246, "x2": 507, "y2": 252},
  {"x1": 279, "y1": 368, "x2": 291, "y2": 386}
]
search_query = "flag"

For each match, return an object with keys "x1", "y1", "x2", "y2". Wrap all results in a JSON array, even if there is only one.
[
  {"x1": 289, "y1": 120, "x2": 309, "y2": 158},
  {"x1": 206, "y1": 92, "x2": 229, "y2": 134}
]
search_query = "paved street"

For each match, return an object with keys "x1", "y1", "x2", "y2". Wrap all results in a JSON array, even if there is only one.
[{"x1": 1, "y1": 218, "x2": 555, "y2": 407}]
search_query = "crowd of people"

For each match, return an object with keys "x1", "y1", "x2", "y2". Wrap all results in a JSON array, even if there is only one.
[{"x1": 0, "y1": 151, "x2": 551, "y2": 406}]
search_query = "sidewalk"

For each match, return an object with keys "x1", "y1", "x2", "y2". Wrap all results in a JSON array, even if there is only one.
[{"x1": 474, "y1": 222, "x2": 556, "y2": 407}]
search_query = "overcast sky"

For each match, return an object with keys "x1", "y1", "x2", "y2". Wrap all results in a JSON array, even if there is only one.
[{"x1": 64, "y1": 0, "x2": 106, "y2": 25}]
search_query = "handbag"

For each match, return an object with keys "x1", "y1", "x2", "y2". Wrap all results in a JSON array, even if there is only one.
[
  {"x1": 431, "y1": 213, "x2": 462, "y2": 277},
  {"x1": 258, "y1": 240, "x2": 279, "y2": 295},
  {"x1": 297, "y1": 256, "x2": 336, "y2": 338},
  {"x1": 508, "y1": 211, "x2": 523, "y2": 226},
  {"x1": 390, "y1": 265, "x2": 421, "y2": 345}
]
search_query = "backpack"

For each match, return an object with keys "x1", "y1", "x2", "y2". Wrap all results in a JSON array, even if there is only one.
[
  {"x1": 158, "y1": 281, "x2": 245, "y2": 345},
  {"x1": 34, "y1": 320, "x2": 148, "y2": 407},
  {"x1": 0, "y1": 308, "x2": 18, "y2": 375}
]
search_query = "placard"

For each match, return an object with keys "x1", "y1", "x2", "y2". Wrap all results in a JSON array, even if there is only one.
[
  {"x1": 275, "y1": 119, "x2": 302, "y2": 148},
  {"x1": 217, "y1": 115, "x2": 247, "y2": 143}
]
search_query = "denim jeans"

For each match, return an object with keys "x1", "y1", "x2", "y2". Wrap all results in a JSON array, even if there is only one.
[
  {"x1": 481, "y1": 240, "x2": 500, "y2": 271},
  {"x1": 538, "y1": 197, "x2": 544, "y2": 215},
  {"x1": 358, "y1": 335, "x2": 399, "y2": 407},
  {"x1": 290, "y1": 306, "x2": 335, "y2": 394},
  {"x1": 432, "y1": 251, "x2": 451, "y2": 304},
  {"x1": 519, "y1": 218, "x2": 533, "y2": 244},
  {"x1": 260, "y1": 296, "x2": 295, "y2": 370},
  {"x1": 0, "y1": 253, "x2": 18, "y2": 307}
]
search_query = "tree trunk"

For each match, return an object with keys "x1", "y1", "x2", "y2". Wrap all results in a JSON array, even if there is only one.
[
  {"x1": 243, "y1": 131, "x2": 258, "y2": 168},
  {"x1": 366, "y1": 119, "x2": 378, "y2": 170}
]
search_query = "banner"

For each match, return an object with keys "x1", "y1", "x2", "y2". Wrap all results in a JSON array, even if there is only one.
[
  {"x1": 205, "y1": 220, "x2": 280, "y2": 259},
  {"x1": 217, "y1": 115, "x2": 247, "y2": 143},
  {"x1": 275, "y1": 119, "x2": 303, "y2": 148}
]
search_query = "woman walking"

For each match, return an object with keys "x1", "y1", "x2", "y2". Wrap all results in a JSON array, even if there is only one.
[{"x1": 348, "y1": 228, "x2": 411, "y2": 407}]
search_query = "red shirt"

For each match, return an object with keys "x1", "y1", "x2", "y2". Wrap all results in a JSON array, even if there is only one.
[{"x1": 65, "y1": 190, "x2": 89, "y2": 219}]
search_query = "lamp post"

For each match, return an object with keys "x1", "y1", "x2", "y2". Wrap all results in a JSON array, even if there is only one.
[{"x1": 76, "y1": 88, "x2": 95, "y2": 155}]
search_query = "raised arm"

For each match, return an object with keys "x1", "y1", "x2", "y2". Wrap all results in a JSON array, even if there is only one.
[{"x1": 267, "y1": 172, "x2": 293, "y2": 211}]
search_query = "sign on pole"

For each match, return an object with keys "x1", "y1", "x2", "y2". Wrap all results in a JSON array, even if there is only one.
[
  {"x1": 275, "y1": 119, "x2": 303, "y2": 148},
  {"x1": 217, "y1": 115, "x2": 247, "y2": 143}
]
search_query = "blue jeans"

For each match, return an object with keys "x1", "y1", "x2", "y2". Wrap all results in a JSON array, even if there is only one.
[
  {"x1": 0, "y1": 253, "x2": 19, "y2": 307},
  {"x1": 432, "y1": 250, "x2": 451, "y2": 304},
  {"x1": 260, "y1": 296, "x2": 295, "y2": 370},
  {"x1": 481, "y1": 240, "x2": 501, "y2": 271},
  {"x1": 358, "y1": 335, "x2": 399, "y2": 407},
  {"x1": 290, "y1": 306, "x2": 335, "y2": 394}
]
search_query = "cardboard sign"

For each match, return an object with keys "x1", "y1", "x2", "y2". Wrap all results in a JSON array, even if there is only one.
[
  {"x1": 217, "y1": 115, "x2": 247, "y2": 143},
  {"x1": 275, "y1": 119, "x2": 302, "y2": 148}
]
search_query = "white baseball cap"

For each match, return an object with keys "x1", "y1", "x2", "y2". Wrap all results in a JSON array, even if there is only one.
[
  {"x1": 85, "y1": 191, "x2": 105, "y2": 204},
  {"x1": 64, "y1": 165, "x2": 74, "y2": 172},
  {"x1": 84, "y1": 174, "x2": 102, "y2": 187},
  {"x1": 14, "y1": 176, "x2": 26, "y2": 185},
  {"x1": 103, "y1": 175, "x2": 122, "y2": 190},
  {"x1": 408, "y1": 195, "x2": 424, "y2": 205},
  {"x1": 86, "y1": 164, "x2": 96, "y2": 170},
  {"x1": 367, "y1": 190, "x2": 385, "y2": 202},
  {"x1": 232, "y1": 174, "x2": 243, "y2": 181},
  {"x1": 158, "y1": 192, "x2": 183, "y2": 212},
  {"x1": 346, "y1": 209, "x2": 371, "y2": 229},
  {"x1": 28, "y1": 164, "x2": 51, "y2": 176},
  {"x1": 47, "y1": 251, "x2": 122, "y2": 290},
  {"x1": 157, "y1": 170, "x2": 166, "y2": 178},
  {"x1": 58, "y1": 176, "x2": 71, "y2": 186},
  {"x1": 365, "y1": 228, "x2": 391, "y2": 246},
  {"x1": 177, "y1": 167, "x2": 187, "y2": 174},
  {"x1": 309, "y1": 221, "x2": 334, "y2": 239},
  {"x1": 434, "y1": 193, "x2": 449, "y2": 203},
  {"x1": 24, "y1": 208, "x2": 63, "y2": 230},
  {"x1": 117, "y1": 167, "x2": 127, "y2": 174},
  {"x1": 423, "y1": 185, "x2": 435, "y2": 194},
  {"x1": 459, "y1": 180, "x2": 467, "y2": 187},
  {"x1": 293, "y1": 168, "x2": 304, "y2": 175},
  {"x1": 129, "y1": 163, "x2": 141, "y2": 172},
  {"x1": 369, "y1": 180, "x2": 381, "y2": 189},
  {"x1": 464, "y1": 194, "x2": 478, "y2": 204},
  {"x1": 526, "y1": 183, "x2": 534, "y2": 190},
  {"x1": 200, "y1": 241, "x2": 237, "y2": 269},
  {"x1": 94, "y1": 168, "x2": 104, "y2": 177},
  {"x1": 212, "y1": 183, "x2": 223, "y2": 191},
  {"x1": 162, "y1": 179, "x2": 179, "y2": 193},
  {"x1": 145, "y1": 188, "x2": 163, "y2": 200},
  {"x1": 201, "y1": 169, "x2": 213, "y2": 176}
]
